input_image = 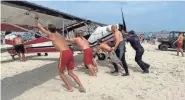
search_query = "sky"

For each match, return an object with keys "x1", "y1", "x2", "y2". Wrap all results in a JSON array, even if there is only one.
[{"x1": 30, "y1": 1, "x2": 185, "y2": 32}]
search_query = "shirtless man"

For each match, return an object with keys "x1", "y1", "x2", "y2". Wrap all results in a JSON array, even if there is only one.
[
  {"x1": 66, "y1": 31, "x2": 98, "y2": 76},
  {"x1": 35, "y1": 17, "x2": 85, "y2": 92},
  {"x1": 111, "y1": 25, "x2": 129, "y2": 76},
  {"x1": 173, "y1": 32, "x2": 184, "y2": 57},
  {"x1": 13, "y1": 35, "x2": 25, "y2": 61},
  {"x1": 96, "y1": 40, "x2": 125, "y2": 75}
]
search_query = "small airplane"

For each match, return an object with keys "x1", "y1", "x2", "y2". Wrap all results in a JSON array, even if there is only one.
[{"x1": 1, "y1": 1, "x2": 127, "y2": 60}]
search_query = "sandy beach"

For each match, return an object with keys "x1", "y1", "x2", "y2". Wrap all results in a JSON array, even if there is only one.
[{"x1": 1, "y1": 43, "x2": 185, "y2": 100}]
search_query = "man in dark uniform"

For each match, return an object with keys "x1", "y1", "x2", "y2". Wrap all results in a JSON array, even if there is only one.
[{"x1": 126, "y1": 30, "x2": 150, "y2": 73}]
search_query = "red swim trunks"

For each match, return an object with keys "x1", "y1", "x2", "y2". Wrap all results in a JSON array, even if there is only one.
[
  {"x1": 58, "y1": 50, "x2": 74, "y2": 70},
  {"x1": 83, "y1": 48, "x2": 93, "y2": 65},
  {"x1": 177, "y1": 42, "x2": 183, "y2": 49}
]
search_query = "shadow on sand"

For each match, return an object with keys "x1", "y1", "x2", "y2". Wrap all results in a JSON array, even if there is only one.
[
  {"x1": 1, "y1": 54, "x2": 86, "y2": 100},
  {"x1": 1, "y1": 62, "x2": 58, "y2": 100},
  {"x1": 128, "y1": 64, "x2": 142, "y2": 73},
  {"x1": 155, "y1": 48, "x2": 181, "y2": 52}
]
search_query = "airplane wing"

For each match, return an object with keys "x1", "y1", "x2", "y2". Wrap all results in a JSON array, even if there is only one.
[
  {"x1": 1, "y1": 1, "x2": 106, "y2": 32},
  {"x1": 1, "y1": 1, "x2": 108, "y2": 54}
]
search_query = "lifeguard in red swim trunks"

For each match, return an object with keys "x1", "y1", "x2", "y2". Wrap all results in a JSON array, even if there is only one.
[
  {"x1": 35, "y1": 16, "x2": 85, "y2": 92},
  {"x1": 66, "y1": 30, "x2": 98, "y2": 76},
  {"x1": 173, "y1": 32, "x2": 184, "y2": 57}
]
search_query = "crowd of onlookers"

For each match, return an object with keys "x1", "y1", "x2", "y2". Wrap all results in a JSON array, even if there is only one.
[{"x1": 138, "y1": 34, "x2": 157, "y2": 44}]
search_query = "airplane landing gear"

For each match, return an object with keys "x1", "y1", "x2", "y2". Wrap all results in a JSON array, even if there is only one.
[
  {"x1": 97, "y1": 53, "x2": 106, "y2": 60},
  {"x1": 37, "y1": 53, "x2": 48, "y2": 56},
  {"x1": 37, "y1": 53, "x2": 41, "y2": 56},
  {"x1": 44, "y1": 53, "x2": 48, "y2": 56}
]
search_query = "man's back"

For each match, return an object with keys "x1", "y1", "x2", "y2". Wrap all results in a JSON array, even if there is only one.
[
  {"x1": 51, "y1": 32, "x2": 69, "y2": 51},
  {"x1": 127, "y1": 35, "x2": 143, "y2": 51},
  {"x1": 75, "y1": 37, "x2": 90, "y2": 50},
  {"x1": 115, "y1": 31, "x2": 124, "y2": 42},
  {"x1": 178, "y1": 35, "x2": 184, "y2": 43}
]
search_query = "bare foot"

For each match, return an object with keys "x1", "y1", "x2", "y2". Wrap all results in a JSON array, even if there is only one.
[
  {"x1": 95, "y1": 67, "x2": 99, "y2": 72},
  {"x1": 89, "y1": 72, "x2": 97, "y2": 76},
  {"x1": 79, "y1": 86, "x2": 86, "y2": 93},
  {"x1": 20, "y1": 59, "x2": 25, "y2": 62},
  {"x1": 68, "y1": 88, "x2": 73, "y2": 92}
]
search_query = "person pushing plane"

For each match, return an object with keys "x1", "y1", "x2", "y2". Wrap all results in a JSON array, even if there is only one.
[
  {"x1": 13, "y1": 34, "x2": 26, "y2": 61},
  {"x1": 126, "y1": 30, "x2": 150, "y2": 73},
  {"x1": 96, "y1": 39, "x2": 125, "y2": 75},
  {"x1": 111, "y1": 25, "x2": 129, "y2": 76},
  {"x1": 66, "y1": 30, "x2": 98, "y2": 76},
  {"x1": 35, "y1": 16, "x2": 85, "y2": 92}
]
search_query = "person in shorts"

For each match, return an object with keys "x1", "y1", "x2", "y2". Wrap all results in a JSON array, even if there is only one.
[{"x1": 13, "y1": 35, "x2": 25, "y2": 61}]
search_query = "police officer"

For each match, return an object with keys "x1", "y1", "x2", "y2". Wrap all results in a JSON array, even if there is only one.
[{"x1": 127, "y1": 30, "x2": 150, "y2": 73}]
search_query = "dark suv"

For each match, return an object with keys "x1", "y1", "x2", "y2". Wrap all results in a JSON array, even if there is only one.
[{"x1": 158, "y1": 31, "x2": 185, "y2": 51}]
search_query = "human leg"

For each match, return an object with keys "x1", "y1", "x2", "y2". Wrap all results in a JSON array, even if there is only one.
[
  {"x1": 68, "y1": 70, "x2": 86, "y2": 92},
  {"x1": 117, "y1": 43, "x2": 129, "y2": 75},
  {"x1": 135, "y1": 49, "x2": 149, "y2": 73},
  {"x1": 180, "y1": 49, "x2": 184, "y2": 57},
  {"x1": 117, "y1": 62, "x2": 124, "y2": 75},
  {"x1": 58, "y1": 50, "x2": 73, "y2": 92},
  {"x1": 111, "y1": 63, "x2": 119, "y2": 73},
  {"x1": 121, "y1": 52, "x2": 129, "y2": 75},
  {"x1": 20, "y1": 45, "x2": 25, "y2": 61},
  {"x1": 14, "y1": 45, "x2": 21, "y2": 61},
  {"x1": 58, "y1": 69, "x2": 73, "y2": 92},
  {"x1": 17, "y1": 52, "x2": 22, "y2": 61},
  {"x1": 177, "y1": 48, "x2": 180, "y2": 56},
  {"x1": 84, "y1": 48, "x2": 97, "y2": 76},
  {"x1": 86, "y1": 64, "x2": 96, "y2": 76},
  {"x1": 92, "y1": 58, "x2": 98, "y2": 72}
]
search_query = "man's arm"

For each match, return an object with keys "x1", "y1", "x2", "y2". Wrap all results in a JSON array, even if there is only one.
[
  {"x1": 35, "y1": 16, "x2": 52, "y2": 40},
  {"x1": 173, "y1": 36, "x2": 180, "y2": 44},
  {"x1": 126, "y1": 37, "x2": 131, "y2": 42},
  {"x1": 65, "y1": 38, "x2": 77, "y2": 43},
  {"x1": 94, "y1": 46, "x2": 102, "y2": 54},
  {"x1": 113, "y1": 32, "x2": 120, "y2": 50},
  {"x1": 36, "y1": 23, "x2": 51, "y2": 37}
]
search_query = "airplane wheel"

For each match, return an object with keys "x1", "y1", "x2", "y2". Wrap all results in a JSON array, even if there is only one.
[
  {"x1": 44, "y1": 53, "x2": 48, "y2": 56},
  {"x1": 37, "y1": 53, "x2": 41, "y2": 56},
  {"x1": 98, "y1": 53, "x2": 106, "y2": 60}
]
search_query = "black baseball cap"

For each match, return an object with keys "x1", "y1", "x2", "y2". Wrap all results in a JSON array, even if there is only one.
[{"x1": 128, "y1": 30, "x2": 135, "y2": 34}]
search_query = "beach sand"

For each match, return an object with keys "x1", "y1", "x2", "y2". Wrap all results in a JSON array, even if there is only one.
[{"x1": 1, "y1": 43, "x2": 185, "y2": 100}]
